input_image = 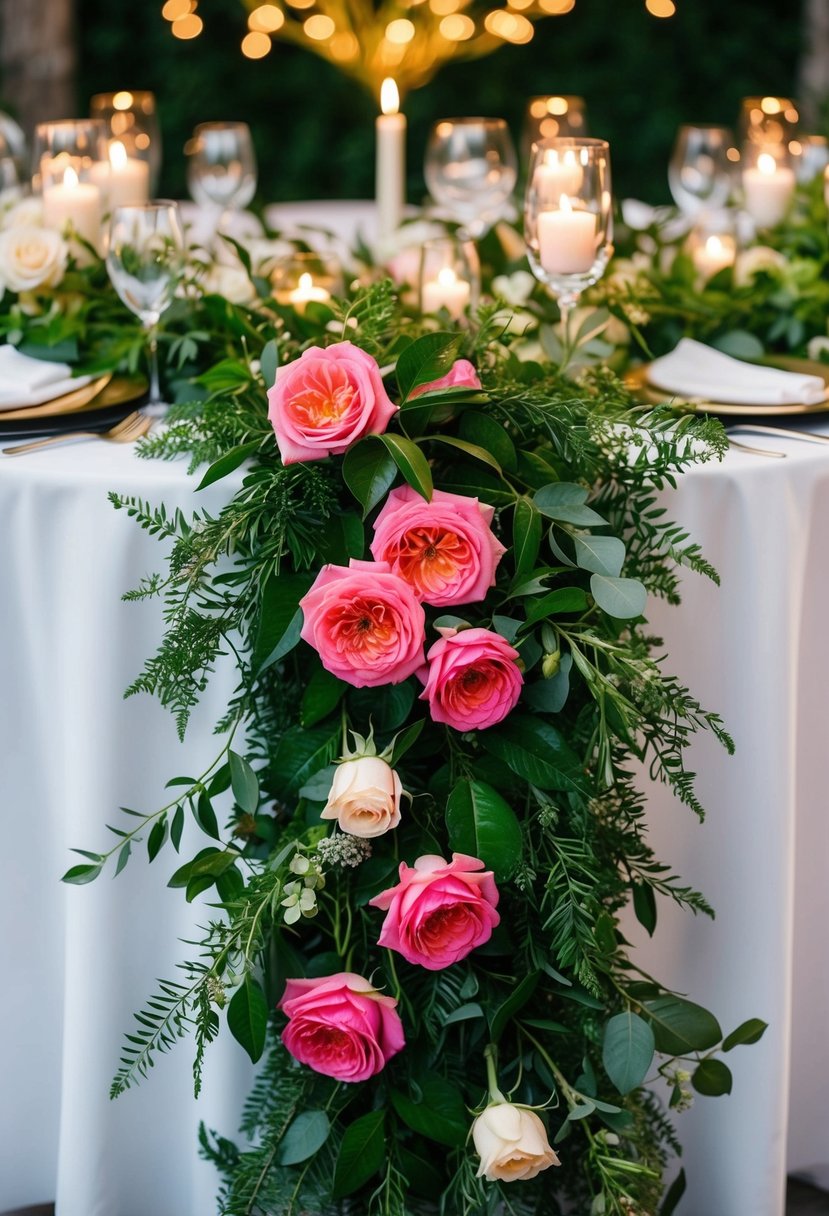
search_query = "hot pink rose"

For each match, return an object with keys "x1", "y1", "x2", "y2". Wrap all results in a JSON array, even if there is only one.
[
  {"x1": 300, "y1": 558, "x2": 425, "y2": 687},
  {"x1": 409, "y1": 359, "x2": 482, "y2": 399},
  {"x1": 369, "y1": 853, "x2": 500, "y2": 970},
  {"x1": 419, "y1": 627, "x2": 522, "y2": 730},
  {"x1": 267, "y1": 341, "x2": 397, "y2": 464},
  {"x1": 278, "y1": 972, "x2": 405, "y2": 1082},
  {"x1": 370, "y1": 486, "x2": 506, "y2": 607}
]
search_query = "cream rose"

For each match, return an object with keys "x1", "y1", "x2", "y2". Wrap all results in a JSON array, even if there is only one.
[
  {"x1": 321, "y1": 756, "x2": 407, "y2": 838},
  {"x1": 0, "y1": 225, "x2": 67, "y2": 293},
  {"x1": 472, "y1": 1103, "x2": 560, "y2": 1182}
]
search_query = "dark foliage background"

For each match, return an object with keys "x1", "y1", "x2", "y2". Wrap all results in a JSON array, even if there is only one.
[{"x1": 73, "y1": 0, "x2": 805, "y2": 208}]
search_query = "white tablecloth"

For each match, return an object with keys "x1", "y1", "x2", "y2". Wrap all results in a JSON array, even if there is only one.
[{"x1": 0, "y1": 438, "x2": 253, "y2": 1215}]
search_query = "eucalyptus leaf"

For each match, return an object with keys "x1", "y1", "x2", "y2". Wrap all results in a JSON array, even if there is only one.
[
  {"x1": 602, "y1": 1011, "x2": 655, "y2": 1094},
  {"x1": 590, "y1": 574, "x2": 647, "y2": 620},
  {"x1": 278, "y1": 1109, "x2": 331, "y2": 1165}
]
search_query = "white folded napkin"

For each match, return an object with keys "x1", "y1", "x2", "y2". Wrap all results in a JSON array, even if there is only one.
[
  {"x1": 0, "y1": 345, "x2": 93, "y2": 408},
  {"x1": 646, "y1": 338, "x2": 826, "y2": 406}
]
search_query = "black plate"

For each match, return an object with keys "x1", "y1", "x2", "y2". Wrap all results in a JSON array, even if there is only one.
[{"x1": 0, "y1": 388, "x2": 149, "y2": 440}]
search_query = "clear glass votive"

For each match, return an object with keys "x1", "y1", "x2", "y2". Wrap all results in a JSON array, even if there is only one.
[
  {"x1": 90, "y1": 90, "x2": 161, "y2": 196},
  {"x1": 419, "y1": 237, "x2": 480, "y2": 321},
  {"x1": 272, "y1": 251, "x2": 342, "y2": 312},
  {"x1": 33, "y1": 120, "x2": 109, "y2": 258},
  {"x1": 668, "y1": 125, "x2": 736, "y2": 218},
  {"x1": 686, "y1": 211, "x2": 737, "y2": 281},
  {"x1": 741, "y1": 142, "x2": 796, "y2": 230},
  {"x1": 738, "y1": 96, "x2": 800, "y2": 151}
]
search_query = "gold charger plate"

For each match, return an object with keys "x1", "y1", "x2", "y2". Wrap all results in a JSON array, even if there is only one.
[
  {"x1": 0, "y1": 373, "x2": 148, "y2": 421},
  {"x1": 624, "y1": 356, "x2": 829, "y2": 416}
]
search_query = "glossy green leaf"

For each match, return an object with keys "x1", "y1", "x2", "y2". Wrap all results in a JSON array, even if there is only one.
[
  {"x1": 343, "y1": 440, "x2": 397, "y2": 517},
  {"x1": 271, "y1": 725, "x2": 340, "y2": 798},
  {"x1": 660, "y1": 1169, "x2": 687, "y2": 1216},
  {"x1": 590, "y1": 574, "x2": 647, "y2": 620},
  {"x1": 632, "y1": 880, "x2": 657, "y2": 936},
  {"x1": 574, "y1": 534, "x2": 625, "y2": 577},
  {"x1": 396, "y1": 331, "x2": 461, "y2": 399},
  {"x1": 300, "y1": 664, "x2": 347, "y2": 727},
  {"x1": 391, "y1": 1073, "x2": 467, "y2": 1147},
  {"x1": 390, "y1": 718, "x2": 426, "y2": 765},
  {"x1": 692, "y1": 1058, "x2": 733, "y2": 1096},
  {"x1": 147, "y1": 817, "x2": 168, "y2": 862},
  {"x1": 252, "y1": 572, "x2": 313, "y2": 672},
  {"x1": 428, "y1": 434, "x2": 502, "y2": 473},
  {"x1": 512, "y1": 498, "x2": 542, "y2": 580},
  {"x1": 524, "y1": 653, "x2": 572, "y2": 714},
  {"x1": 490, "y1": 971, "x2": 540, "y2": 1040},
  {"x1": 459, "y1": 410, "x2": 517, "y2": 471},
  {"x1": 332, "y1": 1111, "x2": 385, "y2": 1197},
  {"x1": 170, "y1": 804, "x2": 185, "y2": 852},
  {"x1": 722, "y1": 1018, "x2": 768, "y2": 1051},
  {"x1": 227, "y1": 976, "x2": 269, "y2": 1064},
  {"x1": 229, "y1": 751, "x2": 259, "y2": 814},
  {"x1": 62, "y1": 863, "x2": 103, "y2": 885},
  {"x1": 484, "y1": 714, "x2": 586, "y2": 793},
  {"x1": 444, "y1": 1002, "x2": 484, "y2": 1025},
  {"x1": 378, "y1": 432, "x2": 433, "y2": 501},
  {"x1": 521, "y1": 587, "x2": 589, "y2": 628},
  {"x1": 533, "y1": 483, "x2": 589, "y2": 513},
  {"x1": 445, "y1": 778, "x2": 523, "y2": 880},
  {"x1": 643, "y1": 995, "x2": 722, "y2": 1055},
  {"x1": 196, "y1": 439, "x2": 260, "y2": 492},
  {"x1": 278, "y1": 1109, "x2": 331, "y2": 1165},
  {"x1": 194, "y1": 791, "x2": 220, "y2": 839},
  {"x1": 260, "y1": 338, "x2": 279, "y2": 389},
  {"x1": 602, "y1": 1011, "x2": 655, "y2": 1094}
]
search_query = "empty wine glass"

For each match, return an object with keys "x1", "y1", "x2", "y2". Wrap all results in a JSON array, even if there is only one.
[
  {"x1": 106, "y1": 202, "x2": 184, "y2": 411},
  {"x1": 524, "y1": 137, "x2": 613, "y2": 339},
  {"x1": 424, "y1": 118, "x2": 517, "y2": 239},
  {"x1": 668, "y1": 125, "x2": 735, "y2": 219},
  {"x1": 186, "y1": 122, "x2": 257, "y2": 237}
]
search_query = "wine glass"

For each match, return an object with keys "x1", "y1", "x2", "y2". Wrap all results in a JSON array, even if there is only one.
[
  {"x1": 186, "y1": 121, "x2": 257, "y2": 237},
  {"x1": 522, "y1": 95, "x2": 588, "y2": 163},
  {"x1": 424, "y1": 118, "x2": 517, "y2": 239},
  {"x1": 524, "y1": 137, "x2": 613, "y2": 339},
  {"x1": 668, "y1": 125, "x2": 735, "y2": 218},
  {"x1": 106, "y1": 202, "x2": 184, "y2": 412}
]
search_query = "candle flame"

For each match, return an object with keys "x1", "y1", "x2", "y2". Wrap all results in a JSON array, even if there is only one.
[
  {"x1": 110, "y1": 140, "x2": 128, "y2": 169},
  {"x1": 706, "y1": 235, "x2": 723, "y2": 255},
  {"x1": 64, "y1": 166, "x2": 79, "y2": 189},
  {"x1": 298, "y1": 273, "x2": 314, "y2": 291},
  {"x1": 758, "y1": 152, "x2": 777, "y2": 176},
  {"x1": 380, "y1": 77, "x2": 400, "y2": 115},
  {"x1": 559, "y1": 193, "x2": 573, "y2": 213},
  {"x1": 437, "y1": 266, "x2": 457, "y2": 286}
]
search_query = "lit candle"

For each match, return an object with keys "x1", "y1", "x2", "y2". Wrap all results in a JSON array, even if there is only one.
[
  {"x1": 533, "y1": 148, "x2": 583, "y2": 205},
  {"x1": 90, "y1": 140, "x2": 150, "y2": 209},
  {"x1": 692, "y1": 232, "x2": 736, "y2": 279},
  {"x1": 824, "y1": 164, "x2": 829, "y2": 210},
  {"x1": 742, "y1": 152, "x2": 796, "y2": 229},
  {"x1": 538, "y1": 195, "x2": 597, "y2": 276},
  {"x1": 421, "y1": 265, "x2": 471, "y2": 319},
  {"x1": 376, "y1": 77, "x2": 406, "y2": 241},
  {"x1": 288, "y1": 272, "x2": 331, "y2": 312},
  {"x1": 42, "y1": 165, "x2": 103, "y2": 258}
]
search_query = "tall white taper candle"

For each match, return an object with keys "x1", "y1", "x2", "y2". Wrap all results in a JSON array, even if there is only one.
[{"x1": 376, "y1": 77, "x2": 406, "y2": 241}]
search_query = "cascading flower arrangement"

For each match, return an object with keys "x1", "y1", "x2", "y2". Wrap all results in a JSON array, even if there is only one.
[{"x1": 61, "y1": 278, "x2": 767, "y2": 1216}]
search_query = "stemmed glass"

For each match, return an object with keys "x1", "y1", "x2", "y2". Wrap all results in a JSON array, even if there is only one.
[
  {"x1": 524, "y1": 137, "x2": 613, "y2": 339},
  {"x1": 668, "y1": 125, "x2": 735, "y2": 219},
  {"x1": 424, "y1": 118, "x2": 517, "y2": 239},
  {"x1": 186, "y1": 122, "x2": 257, "y2": 236},
  {"x1": 105, "y1": 202, "x2": 184, "y2": 412}
]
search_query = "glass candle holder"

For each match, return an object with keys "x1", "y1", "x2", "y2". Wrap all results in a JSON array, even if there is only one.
[
  {"x1": 686, "y1": 211, "x2": 737, "y2": 282},
  {"x1": 272, "y1": 251, "x2": 341, "y2": 313},
  {"x1": 741, "y1": 142, "x2": 795, "y2": 230},
  {"x1": 90, "y1": 90, "x2": 160, "y2": 195},
  {"x1": 424, "y1": 117, "x2": 517, "y2": 240},
  {"x1": 522, "y1": 95, "x2": 588, "y2": 162},
  {"x1": 524, "y1": 137, "x2": 613, "y2": 329},
  {"x1": 419, "y1": 237, "x2": 480, "y2": 321},
  {"x1": 33, "y1": 120, "x2": 109, "y2": 258},
  {"x1": 668, "y1": 125, "x2": 736, "y2": 218},
  {"x1": 0, "y1": 111, "x2": 27, "y2": 189},
  {"x1": 739, "y1": 96, "x2": 800, "y2": 151},
  {"x1": 795, "y1": 134, "x2": 829, "y2": 183}
]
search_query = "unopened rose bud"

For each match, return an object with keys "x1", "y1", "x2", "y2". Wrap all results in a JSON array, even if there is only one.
[
  {"x1": 472, "y1": 1103, "x2": 560, "y2": 1182},
  {"x1": 542, "y1": 650, "x2": 561, "y2": 679}
]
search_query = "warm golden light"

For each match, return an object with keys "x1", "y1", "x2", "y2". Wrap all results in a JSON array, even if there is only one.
[
  {"x1": 508, "y1": 0, "x2": 534, "y2": 10},
  {"x1": 109, "y1": 139, "x2": 128, "y2": 168},
  {"x1": 112, "y1": 90, "x2": 134, "y2": 110},
  {"x1": 380, "y1": 77, "x2": 400, "y2": 115},
  {"x1": 304, "y1": 14, "x2": 336, "y2": 38},
  {"x1": 757, "y1": 152, "x2": 777, "y2": 175},
  {"x1": 172, "y1": 12, "x2": 203, "y2": 37},
  {"x1": 761, "y1": 96, "x2": 782, "y2": 115},
  {"x1": 161, "y1": 0, "x2": 194, "y2": 20},
  {"x1": 285, "y1": 0, "x2": 315, "y2": 9},
  {"x1": 548, "y1": 96, "x2": 569, "y2": 115},
  {"x1": 385, "y1": 18, "x2": 416, "y2": 42},
  {"x1": 330, "y1": 30, "x2": 359, "y2": 59},
  {"x1": 440, "y1": 13, "x2": 475, "y2": 38},
  {"x1": 645, "y1": 0, "x2": 675, "y2": 15},
  {"x1": 537, "y1": 0, "x2": 575, "y2": 12},
  {"x1": 726, "y1": 146, "x2": 741, "y2": 163},
  {"x1": 789, "y1": 139, "x2": 803, "y2": 156},
  {"x1": 64, "y1": 166, "x2": 79, "y2": 189},
  {"x1": 242, "y1": 29, "x2": 272, "y2": 55},
  {"x1": 484, "y1": 8, "x2": 533, "y2": 41},
  {"x1": 785, "y1": 106, "x2": 800, "y2": 123},
  {"x1": 249, "y1": 3, "x2": 284, "y2": 30},
  {"x1": 430, "y1": 0, "x2": 461, "y2": 13}
]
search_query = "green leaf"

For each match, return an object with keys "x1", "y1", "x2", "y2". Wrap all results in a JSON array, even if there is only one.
[
  {"x1": 533, "y1": 483, "x2": 589, "y2": 512},
  {"x1": 713, "y1": 330, "x2": 765, "y2": 360},
  {"x1": 428, "y1": 434, "x2": 502, "y2": 474},
  {"x1": 298, "y1": 764, "x2": 337, "y2": 802},
  {"x1": 62, "y1": 863, "x2": 102, "y2": 885},
  {"x1": 170, "y1": 804, "x2": 185, "y2": 852},
  {"x1": 196, "y1": 439, "x2": 260, "y2": 492},
  {"x1": 524, "y1": 653, "x2": 572, "y2": 713},
  {"x1": 390, "y1": 718, "x2": 426, "y2": 765},
  {"x1": 378, "y1": 432, "x2": 433, "y2": 501},
  {"x1": 391, "y1": 1073, "x2": 467, "y2": 1147},
  {"x1": 490, "y1": 971, "x2": 540, "y2": 1040},
  {"x1": 229, "y1": 751, "x2": 260, "y2": 814},
  {"x1": 444, "y1": 1002, "x2": 485, "y2": 1026},
  {"x1": 722, "y1": 1018, "x2": 768, "y2": 1051},
  {"x1": 260, "y1": 338, "x2": 279, "y2": 389},
  {"x1": 660, "y1": 1169, "x2": 687, "y2": 1216},
  {"x1": 602, "y1": 1012, "x2": 656, "y2": 1094},
  {"x1": 301, "y1": 664, "x2": 347, "y2": 727},
  {"x1": 445, "y1": 778, "x2": 523, "y2": 880},
  {"x1": 484, "y1": 714, "x2": 586, "y2": 793},
  {"x1": 168, "y1": 847, "x2": 236, "y2": 888},
  {"x1": 520, "y1": 587, "x2": 589, "y2": 628},
  {"x1": 574, "y1": 535, "x2": 625, "y2": 577},
  {"x1": 396, "y1": 331, "x2": 461, "y2": 399},
  {"x1": 692, "y1": 1058, "x2": 733, "y2": 1096},
  {"x1": 459, "y1": 411, "x2": 517, "y2": 471},
  {"x1": 332, "y1": 1111, "x2": 385, "y2": 1197},
  {"x1": 272, "y1": 725, "x2": 340, "y2": 799},
  {"x1": 590, "y1": 574, "x2": 647, "y2": 620},
  {"x1": 194, "y1": 791, "x2": 220, "y2": 839},
  {"x1": 343, "y1": 440, "x2": 397, "y2": 517},
  {"x1": 278, "y1": 1109, "x2": 331, "y2": 1166},
  {"x1": 512, "y1": 498, "x2": 542, "y2": 580},
  {"x1": 632, "y1": 880, "x2": 657, "y2": 936},
  {"x1": 114, "y1": 841, "x2": 132, "y2": 876},
  {"x1": 253, "y1": 572, "x2": 313, "y2": 672},
  {"x1": 542, "y1": 502, "x2": 608, "y2": 527},
  {"x1": 317, "y1": 511, "x2": 365, "y2": 564},
  {"x1": 147, "y1": 817, "x2": 168, "y2": 862},
  {"x1": 227, "y1": 976, "x2": 269, "y2": 1064},
  {"x1": 643, "y1": 995, "x2": 722, "y2": 1055},
  {"x1": 398, "y1": 1146, "x2": 445, "y2": 1199},
  {"x1": 350, "y1": 682, "x2": 415, "y2": 731}
]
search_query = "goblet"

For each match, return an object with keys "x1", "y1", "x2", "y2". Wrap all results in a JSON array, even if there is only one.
[
  {"x1": 668, "y1": 125, "x2": 735, "y2": 218},
  {"x1": 186, "y1": 122, "x2": 257, "y2": 237},
  {"x1": 424, "y1": 118, "x2": 517, "y2": 240},
  {"x1": 105, "y1": 202, "x2": 184, "y2": 411},
  {"x1": 524, "y1": 137, "x2": 613, "y2": 337}
]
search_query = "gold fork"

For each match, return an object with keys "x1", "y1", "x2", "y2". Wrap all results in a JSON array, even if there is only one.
[{"x1": 2, "y1": 411, "x2": 152, "y2": 456}]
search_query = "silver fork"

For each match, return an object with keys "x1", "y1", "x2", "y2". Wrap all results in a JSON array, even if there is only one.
[
  {"x1": 726, "y1": 433, "x2": 786, "y2": 459},
  {"x1": 728, "y1": 422, "x2": 829, "y2": 448},
  {"x1": 2, "y1": 411, "x2": 152, "y2": 456}
]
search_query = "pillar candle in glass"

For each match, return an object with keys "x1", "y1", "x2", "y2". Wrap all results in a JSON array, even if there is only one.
[
  {"x1": 419, "y1": 237, "x2": 479, "y2": 320},
  {"x1": 524, "y1": 137, "x2": 613, "y2": 332},
  {"x1": 90, "y1": 90, "x2": 161, "y2": 192},
  {"x1": 34, "y1": 120, "x2": 108, "y2": 260},
  {"x1": 686, "y1": 212, "x2": 737, "y2": 281},
  {"x1": 90, "y1": 139, "x2": 150, "y2": 209},
  {"x1": 738, "y1": 96, "x2": 799, "y2": 153},
  {"x1": 741, "y1": 146, "x2": 795, "y2": 229},
  {"x1": 376, "y1": 78, "x2": 406, "y2": 241},
  {"x1": 272, "y1": 251, "x2": 342, "y2": 314}
]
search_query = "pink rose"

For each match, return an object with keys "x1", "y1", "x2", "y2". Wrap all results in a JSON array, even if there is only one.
[
  {"x1": 300, "y1": 558, "x2": 426, "y2": 687},
  {"x1": 267, "y1": 341, "x2": 397, "y2": 464},
  {"x1": 409, "y1": 359, "x2": 482, "y2": 399},
  {"x1": 419, "y1": 627, "x2": 522, "y2": 730},
  {"x1": 369, "y1": 853, "x2": 500, "y2": 970},
  {"x1": 370, "y1": 485, "x2": 506, "y2": 607},
  {"x1": 278, "y1": 972, "x2": 405, "y2": 1082}
]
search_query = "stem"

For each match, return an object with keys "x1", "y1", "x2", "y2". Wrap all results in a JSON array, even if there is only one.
[
  {"x1": 483, "y1": 1043, "x2": 508, "y2": 1104},
  {"x1": 147, "y1": 323, "x2": 162, "y2": 407}
]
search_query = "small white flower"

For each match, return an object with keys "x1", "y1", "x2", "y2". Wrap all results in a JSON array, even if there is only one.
[
  {"x1": 199, "y1": 262, "x2": 257, "y2": 305},
  {"x1": 733, "y1": 245, "x2": 786, "y2": 288},
  {"x1": 492, "y1": 270, "x2": 537, "y2": 309}
]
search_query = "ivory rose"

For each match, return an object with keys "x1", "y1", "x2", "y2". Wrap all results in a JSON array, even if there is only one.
[
  {"x1": 299, "y1": 559, "x2": 425, "y2": 687},
  {"x1": 419, "y1": 627, "x2": 522, "y2": 730},
  {"x1": 278, "y1": 972, "x2": 405, "y2": 1083},
  {"x1": 369, "y1": 853, "x2": 499, "y2": 970},
  {"x1": 0, "y1": 225, "x2": 67, "y2": 293},
  {"x1": 370, "y1": 486, "x2": 505, "y2": 607},
  {"x1": 267, "y1": 341, "x2": 396, "y2": 464},
  {"x1": 322, "y1": 755, "x2": 407, "y2": 837},
  {"x1": 473, "y1": 1103, "x2": 560, "y2": 1182},
  {"x1": 409, "y1": 359, "x2": 482, "y2": 398}
]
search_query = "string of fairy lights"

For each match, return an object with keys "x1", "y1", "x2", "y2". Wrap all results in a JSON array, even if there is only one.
[{"x1": 161, "y1": 0, "x2": 677, "y2": 95}]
